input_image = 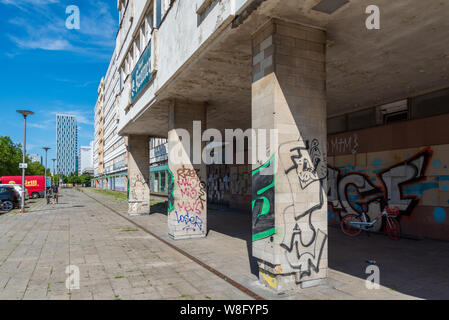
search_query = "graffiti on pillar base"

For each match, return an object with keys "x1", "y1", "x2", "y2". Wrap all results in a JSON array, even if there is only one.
[
  {"x1": 171, "y1": 165, "x2": 207, "y2": 235},
  {"x1": 252, "y1": 155, "x2": 275, "y2": 241},
  {"x1": 130, "y1": 174, "x2": 146, "y2": 200},
  {"x1": 279, "y1": 139, "x2": 328, "y2": 280},
  {"x1": 175, "y1": 211, "x2": 204, "y2": 233},
  {"x1": 328, "y1": 148, "x2": 433, "y2": 228}
]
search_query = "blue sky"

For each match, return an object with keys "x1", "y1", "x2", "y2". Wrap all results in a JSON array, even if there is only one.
[{"x1": 0, "y1": 0, "x2": 118, "y2": 163}]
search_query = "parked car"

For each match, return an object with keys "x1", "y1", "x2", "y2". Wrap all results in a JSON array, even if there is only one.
[
  {"x1": 0, "y1": 186, "x2": 20, "y2": 212},
  {"x1": 0, "y1": 184, "x2": 29, "y2": 202}
]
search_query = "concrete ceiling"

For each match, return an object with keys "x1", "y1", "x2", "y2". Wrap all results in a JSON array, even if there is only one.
[
  {"x1": 124, "y1": 0, "x2": 449, "y2": 135},
  {"x1": 265, "y1": 0, "x2": 449, "y2": 116}
]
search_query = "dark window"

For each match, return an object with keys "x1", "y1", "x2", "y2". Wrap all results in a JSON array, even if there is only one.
[
  {"x1": 327, "y1": 115, "x2": 347, "y2": 135},
  {"x1": 384, "y1": 110, "x2": 408, "y2": 124},
  {"x1": 347, "y1": 108, "x2": 375, "y2": 131},
  {"x1": 411, "y1": 88, "x2": 449, "y2": 119}
]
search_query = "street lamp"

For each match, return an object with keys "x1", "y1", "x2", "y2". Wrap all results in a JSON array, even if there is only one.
[
  {"x1": 52, "y1": 159, "x2": 56, "y2": 185},
  {"x1": 16, "y1": 110, "x2": 34, "y2": 213},
  {"x1": 43, "y1": 147, "x2": 51, "y2": 203}
]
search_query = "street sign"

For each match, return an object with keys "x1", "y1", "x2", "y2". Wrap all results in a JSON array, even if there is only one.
[{"x1": 19, "y1": 163, "x2": 28, "y2": 169}]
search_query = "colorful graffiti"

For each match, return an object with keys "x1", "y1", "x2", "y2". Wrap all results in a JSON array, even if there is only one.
[
  {"x1": 252, "y1": 156, "x2": 275, "y2": 241},
  {"x1": 328, "y1": 148, "x2": 433, "y2": 231},
  {"x1": 175, "y1": 211, "x2": 204, "y2": 233},
  {"x1": 171, "y1": 165, "x2": 207, "y2": 236},
  {"x1": 278, "y1": 139, "x2": 328, "y2": 280},
  {"x1": 168, "y1": 168, "x2": 175, "y2": 213}
]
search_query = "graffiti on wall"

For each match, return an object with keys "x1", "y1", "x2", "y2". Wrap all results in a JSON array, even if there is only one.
[
  {"x1": 328, "y1": 148, "x2": 433, "y2": 230},
  {"x1": 328, "y1": 133, "x2": 359, "y2": 155},
  {"x1": 172, "y1": 165, "x2": 207, "y2": 234},
  {"x1": 252, "y1": 156, "x2": 275, "y2": 241},
  {"x1": 279, "y1": 139, "x2": 328, "y2": 280}
]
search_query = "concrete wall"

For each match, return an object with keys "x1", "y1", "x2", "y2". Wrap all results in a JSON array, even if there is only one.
[
  {"x1": 327, "y1": 114, "x2": 449, "y2": 240},
  {"x1": 118, "y1": 0, "x2": 249, "y2": 135}
]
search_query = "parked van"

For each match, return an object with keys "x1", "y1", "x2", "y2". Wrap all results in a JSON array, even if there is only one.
[{"x1": 0, "y1": 176, "x2": 49, "y2": 199}]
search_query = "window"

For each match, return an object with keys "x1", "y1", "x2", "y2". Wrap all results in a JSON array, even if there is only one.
[
  {"x1": 347, "y1": 108, "x2": 375, "y2": 131},
  {"x1": 327, "y1": 115, "x2": 347, "y2": 134},
  {"x1": 410, "y1": 88, "x2": 449, "y2": 120},
  {"x1": 384, "y1": 110, "x2": 408, "y2": 124}
]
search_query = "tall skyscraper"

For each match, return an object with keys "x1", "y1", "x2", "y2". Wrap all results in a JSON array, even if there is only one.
[{"x1": 56, "y1": 114, "x2": 78, "y2": 176}]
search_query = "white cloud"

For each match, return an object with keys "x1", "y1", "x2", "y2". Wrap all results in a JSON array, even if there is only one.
[
  {"x1": 10, "y1": 36, "x2": 72, "y2": 50},
  {"x1": 3, "y1": 0, "x2": 117, "y2": 60}
]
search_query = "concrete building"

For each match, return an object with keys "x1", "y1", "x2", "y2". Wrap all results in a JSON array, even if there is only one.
[
  {"x1": 56, "y1": 114, "x2": 78, "y2": 176},
  {"x1": 101, "y1": 0, "x2": 449, "y2": 292},
  {"x1": 78, "y1": 145, "x2": 93, "y2": 176},
  {"x1": 93, "y1": 78, "x2": 104, "y2": 183},
  {"x1": 27, "y1": 154, "x2": 42, "y2": 165},
  {"x1": 92, "y1": 48, "x2": 129, "y2": 192},
  {"x1": 149, "y1": 138, "x2": 168, "y2": 194}
]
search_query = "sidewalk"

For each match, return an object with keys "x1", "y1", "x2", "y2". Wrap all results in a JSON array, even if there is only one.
[
  {"x1": 81, "y1": 188, "x2": 421, "y2": 300},
  {"x1": 0, "y1": 189, "x2": 252, "y2": 300}
]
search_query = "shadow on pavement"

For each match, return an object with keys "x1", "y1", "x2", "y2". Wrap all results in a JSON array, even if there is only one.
[
  {"x1": 207, "y1": 207, "x2": 259, "y2": 277},
  {"x1": 328, "y1": 224, "x2": 449, "y2": 300}
]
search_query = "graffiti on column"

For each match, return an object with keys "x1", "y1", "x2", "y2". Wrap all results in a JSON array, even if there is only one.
[
  {"x1": 328, "y1": 148, "x2": 433, "y2": 228},
  {"x1": 252, "y1": 155, "x2": 275, "y2": 241},
  {"x1": 173, "y1": 165, "x2": 207, "y2": 234},
  {"x1": 168, "y1": 168, "x2": 175, "y2": 213},
  {"x1": 130, "y1": 174, "x2": 145, "y2": 200},
  {"x1": 279, "y1": 139, "x2": 328, "y2": 280}
]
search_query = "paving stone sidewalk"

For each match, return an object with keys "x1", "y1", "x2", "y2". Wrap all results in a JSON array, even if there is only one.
[
  {"x1": 0, "y1": 189, "x2": 252, "y2": 300},
  {"x1": 81, "y1": 188, "x2": 420, "y2": 300}
]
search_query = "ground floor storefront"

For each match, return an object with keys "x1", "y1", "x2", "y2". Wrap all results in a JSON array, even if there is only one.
[{"x1": 93, "y1": 171, "x2": 128, "y2": 193}]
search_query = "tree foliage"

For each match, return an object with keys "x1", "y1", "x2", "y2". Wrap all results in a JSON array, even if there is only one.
[
  {"x1": 0, "y1": 136, "x2": 23, "y2": 176},
  {"x1": 0, "y1": 136, "x2": 51, "y2": 177}
]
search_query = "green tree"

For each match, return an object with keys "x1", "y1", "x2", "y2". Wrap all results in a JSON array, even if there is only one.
[
  {"x1": 25, "y1": 159, "x2": 51, "y2": 176},
  {"x1": 0, "y1": 136, "x2": 23, "y2": 176},
  {"x1": 80, "y1": 174, "x2": 92, "y2": 186}
]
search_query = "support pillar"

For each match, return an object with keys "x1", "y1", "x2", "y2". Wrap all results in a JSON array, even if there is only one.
[
  {"x1": 167, "y1": 100, "x2": 207, "y2": 240},
  {"x1": 127, "y1": 135, "x2": 150, "y2": 216},
  {"x1": 251, "y1": 19, "x2": 328, "y2": 292}
]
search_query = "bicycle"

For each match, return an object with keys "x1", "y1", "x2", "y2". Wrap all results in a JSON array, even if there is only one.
[{"x1": 340, "y1": 198, "x2": 401, "y2": 240}]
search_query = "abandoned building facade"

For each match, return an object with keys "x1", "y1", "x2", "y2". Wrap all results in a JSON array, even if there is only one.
[{"x1": 95, "y1": 0, "x2": 449, "y2": 291}]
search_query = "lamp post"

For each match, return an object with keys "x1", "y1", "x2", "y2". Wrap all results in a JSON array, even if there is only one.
[
  {"x1": 52, "y1": 159, "x2": 56, "y2": 185},
  {"x1": 16, "y1": 110, "x2": 34, "y2": 213},
  {"x1": 43, "y1": 147, "x2": 50, "y2": 203}
]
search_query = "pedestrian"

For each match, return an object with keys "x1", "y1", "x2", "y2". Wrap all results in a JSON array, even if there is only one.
[
  {"x1": 52, "y1": 184, "x2": 59, "y2": 204},
  {"x1": 46, "y1": 187, "x2": 52, "y2": 205}
]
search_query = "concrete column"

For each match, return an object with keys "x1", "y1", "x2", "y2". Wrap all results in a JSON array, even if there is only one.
[
  {"x1": 167, "y1": 100, "x2": 207, "y2": 240},
  {"x1": 127, "y1": 135, "x2": 150, "y2": 216},
  {"x1": 251, "y1": 19, "x2": 328, "y2": 291}
]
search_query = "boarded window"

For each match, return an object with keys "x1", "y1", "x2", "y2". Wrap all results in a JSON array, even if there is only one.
[
  {"x1": 327, "y1": 115, "x2": 347, "y2": 134},
  {"x1": 347, "y1": 108, "x2": 375, "y2": 131},
  {"x1": 410, "y1": 88, "x2": 449, "y2": 119}
]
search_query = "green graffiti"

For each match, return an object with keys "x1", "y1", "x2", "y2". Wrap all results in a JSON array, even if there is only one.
[
  {"x1": 252, "y1": 155, "x2": 276, "y2": 242},
  {"x1": 168, "y1": 168, "x2": 175, "y2": 213}
]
